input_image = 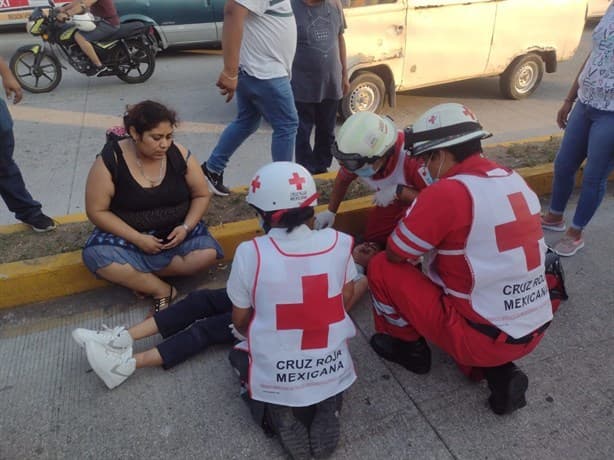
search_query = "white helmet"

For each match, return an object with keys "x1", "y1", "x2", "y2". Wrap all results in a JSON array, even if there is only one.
[
  {"x1": 334, "y1": 112, "x2": 397, "y2": 161},
  {"x1": 406, "y1": 103, "x2": 492, "y2": 156},
  {"x1": 246, "y1": 162, "x2": 318, "y2": 212},
  {"x1": 71, "y1": 13, "x2": 96, "y2": 32}
]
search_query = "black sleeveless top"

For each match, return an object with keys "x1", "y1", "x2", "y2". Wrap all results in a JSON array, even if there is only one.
[{"x1": 99, "y1": 140, "x2": 191, "y2": 239}]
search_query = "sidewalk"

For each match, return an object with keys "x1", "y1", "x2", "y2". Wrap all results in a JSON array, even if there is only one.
[{"x1": 1, "y1": 187, "x2": 612, "y2": 459}]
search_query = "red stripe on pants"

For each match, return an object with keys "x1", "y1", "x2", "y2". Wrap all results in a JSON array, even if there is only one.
[{"x1": 367, "y1": 252, "x2": 543, "y2": 368}]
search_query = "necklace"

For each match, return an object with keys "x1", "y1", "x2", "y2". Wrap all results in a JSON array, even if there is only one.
[{"x1": 135, "y1": 151, "x2": 166, "y2": 186}]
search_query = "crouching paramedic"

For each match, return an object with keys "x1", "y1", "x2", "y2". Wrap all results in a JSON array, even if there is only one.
[
  {"x1": 367, "y1": 103, "x2": 554, "y2": 415},
  {"x1": 228, "y1": 162, "x2": 358, "y2": 459},
  {"x1": 314, "y1": 112, "x2": 428, "y2": 246}
]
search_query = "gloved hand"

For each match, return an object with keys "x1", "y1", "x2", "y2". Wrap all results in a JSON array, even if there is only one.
[
  {"x1": 373, "y1": 186, "x2": 397, "y2": 207},
  {"x1": 314, "y1": 210, "x2": 336, "y2": 229},
  {"x1": 229, "y1": 324, "x2": 247, "y2": 341}
]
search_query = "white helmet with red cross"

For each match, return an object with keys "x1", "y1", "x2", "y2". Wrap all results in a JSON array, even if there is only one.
[
  {"x1": 246, "y1": 162, "x2": 318, "y2": 212},
  {"x1": 407, "y1": 103, "x2": 492, "y2": 156}
]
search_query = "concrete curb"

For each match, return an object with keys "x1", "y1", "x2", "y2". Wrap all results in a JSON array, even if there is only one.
[{"x1": 0, "y1": 144, "x2": 598, "y2": 310}]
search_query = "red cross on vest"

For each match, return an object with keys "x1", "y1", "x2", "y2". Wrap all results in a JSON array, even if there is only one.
[
  {"x1": 276, "y1": 274, "x2": 345, "y2": 350},
  {"x1": 251, "y1": 175, "x2": 261, "y2": 193},
  {"x1": 462, "y1": 106, "x2": 476, "y2": 120},
  {"x1": 428, "y1": 115, "x2": 437, "y2": 124},
  {"x1": 494, "y1": 192, "x2": 542, "y2": 271},
  {"x1": 288, "y1": 172, "x2": 306, "y2": 190}
]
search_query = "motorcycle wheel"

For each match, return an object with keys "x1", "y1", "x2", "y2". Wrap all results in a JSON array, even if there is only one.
[
  {"x1": 115, "y1": 38, "x2": 155, "y2": 84},
  {"x1": 10, "y1": 49, "x2": 62, "y2": 93}
]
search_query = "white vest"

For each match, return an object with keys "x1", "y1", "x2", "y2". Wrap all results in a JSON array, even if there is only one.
[
  {"x1": 362, "y1": 146, "x2": 407, "y2": 191},
  {"x1": 246, "y1": 229, "x2": 357, "y2": 406},
  {"x1": 438, "y1": 169, "x2": 553, "y2": 338}
]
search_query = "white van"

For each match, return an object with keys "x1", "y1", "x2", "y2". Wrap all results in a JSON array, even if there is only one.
[{"x1": 340, "y1": 0, "x2": 587, "y2": 118}]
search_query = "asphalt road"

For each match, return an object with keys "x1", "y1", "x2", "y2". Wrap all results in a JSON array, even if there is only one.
[{"x1": 0, "y1": 23, "x2": 595, "y2": 224}]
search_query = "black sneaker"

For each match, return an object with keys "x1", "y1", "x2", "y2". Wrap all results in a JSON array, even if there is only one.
[
  {"x1": 202, "y1": 162, "x2": 230, "y2": 196},
  {"x1": 370, "y1": 333, "x2": 431, "y2": 374},
  {"x1": 484, "y1": 362, "x2": 528, "y2": 415},
  {"x1": 22, "y1": 213, "x2": 57, "y2": 233},
  {"x1": 309, "y1": 394, "x2": 343, "y2": 458},
  {"x1": 267, "y1": 403, "x2": 311, "y2": 460}
]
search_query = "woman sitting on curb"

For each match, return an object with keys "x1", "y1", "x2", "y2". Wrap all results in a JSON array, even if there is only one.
[{"x1": 82, "y1": 100, "x2": 223, "y2": 313}]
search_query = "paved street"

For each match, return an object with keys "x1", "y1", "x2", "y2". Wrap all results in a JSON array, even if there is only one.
[
  {"x1": 0, "y1": 24, "x2": 594, "y2": 225},
  {"x1": 1, "y1": 187, "x2": 613, "y2": 459}
]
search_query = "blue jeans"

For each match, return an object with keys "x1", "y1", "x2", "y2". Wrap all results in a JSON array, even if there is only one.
[
  {"x1": 549, "y1": 101, "x2": 614, "y2": 230},
  {"x1": 0, "y1": 99, "x2": 42, "y2": 221},
  {"x1": 295, "y1": 99, "x2": 339, "y2": 174},
  {"x1": 206, "y1": 71, "x2": 298, "y2": 174}
]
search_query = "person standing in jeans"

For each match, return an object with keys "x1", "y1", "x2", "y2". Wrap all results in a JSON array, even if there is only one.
[
  {"x1": 291, "y1": 0, "x2": 349, "y2": 175},
  {"x1": 0, "y1": 56, "x2": 56, "y2": 232},
  {"x1": 202, "y1": 0, "x2": 298, "y2": 196},
  {"x1": 540, "y1": 4, "x2": 614, "y2": 256}
]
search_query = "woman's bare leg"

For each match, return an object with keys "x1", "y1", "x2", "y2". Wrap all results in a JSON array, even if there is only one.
[
  {"x1": 134, "y1": 348, "x2": 163, "y2": 369},
  {"x1": 157, "y1": 248, "x2": 218, "y2": 277},
  {"x1": 128, "y1": 317, "x2": 159, "y2": 341},
  {"x1": 96, "y1": 263, "x2": 171, "y2": 299}
]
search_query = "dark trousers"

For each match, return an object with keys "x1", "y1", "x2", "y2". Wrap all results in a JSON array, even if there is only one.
[
  {"x1": 294, "y1": 99, "x2": 339, "y2": 174},
  {"x1": 0, "y1": 103, "x2": 42, "y2": 221},
  {"x1": 154, "y1": 288, "x2": 234, "y2": 369}
]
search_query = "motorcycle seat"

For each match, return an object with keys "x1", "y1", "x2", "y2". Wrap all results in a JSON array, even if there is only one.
[{"x1": 102, "y1": 21, "x2": 147, "y2": 41}]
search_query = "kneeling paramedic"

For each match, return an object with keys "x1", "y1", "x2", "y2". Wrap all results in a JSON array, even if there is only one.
[
  {"x1": 314, "y1": 112, "x2": 428, "y2": 246},
  {"x1": 367, "y1": 103, "x2": 554, "y2": 415},
  {"x1": 228, "y1": 162, "x2": 359, "y2": 459}
]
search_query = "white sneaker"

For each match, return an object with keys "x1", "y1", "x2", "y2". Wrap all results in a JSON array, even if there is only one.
[
  {"x1": 72, "y1": 325, "x2": 133, "y2": 351},
  {"x1": 85, "y1": 341, "x2": 136, "y2": 389}
]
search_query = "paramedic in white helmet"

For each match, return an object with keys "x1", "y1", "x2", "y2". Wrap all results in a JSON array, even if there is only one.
[
  {"x1": 227, "y1": 162, "x2": 359, "y2": 459},
  {"x1": 314, "y1": 112, "x2": 428, "y2": 247},
  {"x1": 367, "y1": 103, "x2": 553, "y2": 415}
]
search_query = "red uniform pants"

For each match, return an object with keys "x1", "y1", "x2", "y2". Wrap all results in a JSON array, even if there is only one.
[{"x1": 367, "y1": 252, "x2": 544, "y2": 370}]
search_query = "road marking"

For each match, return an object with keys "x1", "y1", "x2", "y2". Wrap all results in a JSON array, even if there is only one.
[{"x1": 8, "y1": 105, "x2": 271, "y2": 135}]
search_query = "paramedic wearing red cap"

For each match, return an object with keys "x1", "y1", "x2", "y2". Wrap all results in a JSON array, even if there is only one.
[
  {"x1": 314, "y1": 112, "x2": 428, "y2": 247},
  {"x1": 367, "y1": 103, "x2": 554, "y2": 415}
]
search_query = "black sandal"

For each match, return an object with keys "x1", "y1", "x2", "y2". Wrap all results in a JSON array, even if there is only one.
[{"x1": 152, "y1": 286, "x2": 177, "y2": 313}]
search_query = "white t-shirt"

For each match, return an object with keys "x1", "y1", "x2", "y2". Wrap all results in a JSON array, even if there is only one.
[
  {"x1": 235, "y1": 0, "x2": 297, "y2": 79},
  {"x1": 228, "y1": 225, "x2": 357, "y2": 308}
]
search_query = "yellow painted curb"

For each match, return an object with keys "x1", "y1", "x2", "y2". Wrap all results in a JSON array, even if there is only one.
[{"x1": 1, "y1": 162, "x2": 609, "y2": 310}]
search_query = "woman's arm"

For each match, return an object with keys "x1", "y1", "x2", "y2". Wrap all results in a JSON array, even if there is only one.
[
  {"x1": 557, "y1": 53, "x2": 591, "y2": 129},
  {"x1": 232, "y1": 305, "x2": 253, "y2": 336}
]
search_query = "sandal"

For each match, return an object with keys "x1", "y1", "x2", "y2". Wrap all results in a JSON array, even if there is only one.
[{"x1": 151, "y1": 286, "x2": 177, "y2": 313}]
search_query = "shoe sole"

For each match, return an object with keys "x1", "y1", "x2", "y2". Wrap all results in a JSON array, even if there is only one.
[
  {"x1": 541, "y1": 222, "x2": 566, "y2": 232},
  {"x1": 310, "y1": 397, "x2": 341, "y2": 458},
  {"x1": 267, "y1": 404, "x2": 311, "y2": 460},
  {"x1": 554, "y1": 240, "x2": 585, "y2": 257},
  {"x1": 30, "y1": 223, "x2": 57, "y2": 233},
  {"x1": 370, "y1": 335, "x2": 431, "y2": 374},
  {"x1": 489, "y1": 371, "x2": 528, "y2": 415},
  {"x1": 205, "y1": 177, "x2": 230, "y2": 196}
]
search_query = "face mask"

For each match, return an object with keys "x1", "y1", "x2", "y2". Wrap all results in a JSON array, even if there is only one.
[
  {"x1": 420, "y1": 152, "x2": 445, "y2": 186},
  {"x1": 354, "y1": 164, "x2": 377, "y2": 177}
]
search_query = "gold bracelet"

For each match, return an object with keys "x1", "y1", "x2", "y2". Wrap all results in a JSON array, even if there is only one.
[{"x1": 222, "y1": 71, "x2": 238, "y2": 81}]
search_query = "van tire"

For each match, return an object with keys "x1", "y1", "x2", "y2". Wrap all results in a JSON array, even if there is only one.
[
  {"x1": 340, "y1": 71, "x2": 385, "y2": 120},
  {"x1": 499, "y1": 53, "x2": 544, "y2": 100}
]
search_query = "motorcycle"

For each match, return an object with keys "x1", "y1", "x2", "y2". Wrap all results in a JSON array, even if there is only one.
[{"x1": 10, "y1": 0, "x2": 157, "y2": 93}]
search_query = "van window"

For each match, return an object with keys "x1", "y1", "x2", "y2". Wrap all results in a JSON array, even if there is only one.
[{"x1": 342, "y1": 0, "x2": 398, "y2": 8}]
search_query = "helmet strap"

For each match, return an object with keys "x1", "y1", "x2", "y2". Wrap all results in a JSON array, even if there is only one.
[{"x1": 270, "y1": 192, "x2": 319, "y2": 225}]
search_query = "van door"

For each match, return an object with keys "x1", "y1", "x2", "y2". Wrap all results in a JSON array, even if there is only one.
[
  {"x1": 343, "y1": 0, "x2": 407, "y2": 78},
  {"x1": 401, "y1": 0, "x2": 497, "y2": 89}
]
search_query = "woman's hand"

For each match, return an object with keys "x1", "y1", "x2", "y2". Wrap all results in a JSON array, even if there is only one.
[
  {"x1": 136, "y1": 234, "x2": 164, "y2": 254},
  {"x1": 556, "y1": 100, "x2": 574, "y2": 129},
  {"x1": 160, "y1": 225, "x2": 189, "y2": 250}
]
